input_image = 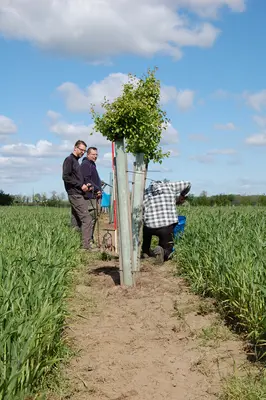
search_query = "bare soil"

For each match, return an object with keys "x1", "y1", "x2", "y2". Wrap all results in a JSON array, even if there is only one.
[{"x1": 57, "y1": 219, "x2": 248, "y2": 400}]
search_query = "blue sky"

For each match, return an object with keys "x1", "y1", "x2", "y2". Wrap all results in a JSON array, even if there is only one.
[{"x1": 0, "y1": 0, "x2": 265, "y2": 196}]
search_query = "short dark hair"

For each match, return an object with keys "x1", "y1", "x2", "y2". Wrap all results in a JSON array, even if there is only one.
[
  {"x1": 87, "y1": 147, "x2": 98, "y2": 154},
  {"x1": 75, "y1": 140, "x2": 87, "y2": 148}
]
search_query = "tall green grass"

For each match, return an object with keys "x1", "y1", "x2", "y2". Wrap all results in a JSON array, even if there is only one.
[
  {"x1": 174, "y1": 207, "x2": 266, "y2": 348},
  {"x1": 0, "y1": 206, "x2": 80, "y2": 399}
]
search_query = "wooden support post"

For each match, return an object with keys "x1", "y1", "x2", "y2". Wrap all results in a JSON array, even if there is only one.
[
  {"x1": 131, "y1": 161, "x2": 136, "y2": 215},
  {"x1": 131, "y1": 153, "x2": 146, "y2": 273},
  {"x1": 115, "y1": 139, "x2": 133, "y2": 286}
]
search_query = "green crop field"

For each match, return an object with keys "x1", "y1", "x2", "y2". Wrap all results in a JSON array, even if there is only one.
[
  {"x1": 1, "y1": 205, "x2": 266, "y2": 399},
  {"x1": 174, "y1": 206, "x2": 266, "y2": 351},
  {"x1": 0, "y1": 206, "x2": 79, "y2": 399}
]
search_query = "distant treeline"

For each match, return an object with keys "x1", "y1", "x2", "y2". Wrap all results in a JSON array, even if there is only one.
[
  {"x1": 1, "y1": 190, "x2": 266, "y2": 207},
  {"x1": 186, "y1": 193, "x2": 266, "y2": 206},
  {"x1": 0, "y1": 190, "x2": 69, "y2": 207}
]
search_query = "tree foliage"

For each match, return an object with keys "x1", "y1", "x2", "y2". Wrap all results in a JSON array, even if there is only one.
[
  {"x1": 91, "y1": 67, "x2": 170, "y2": 163},
  {"x1": 0, "y1": 190, "x2": 13, "y2": 206}
]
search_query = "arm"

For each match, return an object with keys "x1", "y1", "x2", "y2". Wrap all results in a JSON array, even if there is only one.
[
  {"x1": 80, "y1": 161, "x2": 92, "y2": 187},
  {"x1": 62, "y1": 157, "x2": 79, "y2": 189},
  {"x1": 63, "y1": 157, "x2": 88, "y2": 192},
  {"x1": 81, "y1": 163, "x2": 101, "y2": 192},
  {"x1": 169, "y1": 181, "x2": 191, "y2": 197}
]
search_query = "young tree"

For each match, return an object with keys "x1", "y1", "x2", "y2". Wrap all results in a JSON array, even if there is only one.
[
  {"x1": 91, "y1": 67, "x2": 170, "y2": 285},
  {"x1": 91, "y1": 67, "x2": 169, "y2": 163}
]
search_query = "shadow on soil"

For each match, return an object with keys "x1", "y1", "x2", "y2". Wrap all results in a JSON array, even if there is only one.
[{"x1": 90, "y1": 266, "x2": 121, "y2": 286}]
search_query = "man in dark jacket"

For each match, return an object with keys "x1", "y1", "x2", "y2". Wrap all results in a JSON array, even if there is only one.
[
  {"x1": 80, "y1": 147, "x2": 102, "y2": 247},
  {"x1": 62, "y1": 140, "x2": 95, "y2": 251}
]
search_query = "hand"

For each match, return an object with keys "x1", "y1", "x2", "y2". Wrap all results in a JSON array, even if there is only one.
[
  {"x1": 96, "y1": 191, "x2": 102, "y2": 199},
  {"x1": 176, "y1": 195, "x2": 186, "y2": 205},
  {"x1": 81, "y1": 184, "x2": 88, "y2": 192},
  {"x1": 86, "y1": 183, "x2": 94, "y2": 192}
]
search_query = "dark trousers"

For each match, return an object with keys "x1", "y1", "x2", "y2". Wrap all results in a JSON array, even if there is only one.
[
  {"x1": 142, "y1": 223, "x2": 176, "y2": 261},
  {"x1": 86, "y1": 198, "x2": 99, "y2": 242},
  {"x1": 69, "y1": 194, "x2": 92, "y2": 249}
]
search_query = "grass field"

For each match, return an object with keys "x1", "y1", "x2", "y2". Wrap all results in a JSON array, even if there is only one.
[
  {"x1": 0, "y1": 206, "x2": 79, "y2": 399},
  {"x1": 1, "y1": 205, "x2": 266, "y2": 399},
  {"x1": 174, "y1": 206, "x2": 266, "y2": 352}
]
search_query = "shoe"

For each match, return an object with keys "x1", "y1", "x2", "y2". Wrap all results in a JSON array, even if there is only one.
[
  {"x1": 141, "y1": 253, "x2": 150, "y2": 259},
  {"x1": 153, "y1": 246, "x2": 164, "y2": 265},
  {"x1": 88, "y1": 247, "x2": 100, "y2": 252},
  {"x1": 82, "y1": 244, "x2": 100, "y2": 252},
  {"x1": 89, "y1": 242, "x2": 100, "y2": 250},
  {"x1": 82, "y1": 247, "x2": 99, "y2": 253}
]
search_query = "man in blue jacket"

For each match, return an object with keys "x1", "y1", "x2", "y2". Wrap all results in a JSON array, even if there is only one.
[{"x1": 80, "y1": 147, "x2": 102, "y2": 247}]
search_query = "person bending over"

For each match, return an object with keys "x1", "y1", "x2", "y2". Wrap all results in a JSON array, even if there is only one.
[{"x1": 142, "y1": 180, "x2": 191, "y2": 264}]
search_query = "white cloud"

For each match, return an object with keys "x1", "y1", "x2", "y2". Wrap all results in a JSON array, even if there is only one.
[
  {"x1": 161, "y1": 86, "x2": 195, "y2": 111},
  {"x1": 0, "y1": 0, "x2": 245, "y2": 62},
  {"x1": 239, "y1": 177, "x2": 266, "y2": 186},
  {"x1": 147, "y1": 166, "x2": 172, "y2": 173},
  {"x1": 190, "y1": 148, "x2": 237, "y2": 163},
  {"x1": 57, "y1": 73, "x2": 129, "y2": 112},
  {"x1": 246, "y1": 115, "x2": 266, "y2": 146},
  {"x1": 161, "y1": 123, "x2": 179, "y2": 144},
  {"x1": 207, "y1": 148, "x2": 236, "y2": 155},
  {"x1": 50, "y1": 120, "x2": 93, "y2": 137},
  {"x1": 189, "y1": 134, "x2": 208, "y2": 141},
  {"x1": 0, "y1": 140, "x2": 72, "y2": 157},
  {"x1": 0, "y1": 156, "x2": 56, "y2": 185},
  {"x1": 245, "y1": 133, "x2": 266, "y2": 146},
  {"x1": 58, "y1": 74, "x2": 195, "y2": 113},
  {"x1": 214, "y1": 122, "x2": 236, "y2": 130},
  {"x1": 244, "y1": 90, "x2": 266, "y2": 111},
  {"x1": 176, "y1": 90, "x2": 195, "y2": 111},
  {"x1": 50, "y1": 88, "x2": 178, "y2": 146},
  {"x1": 97, "y1": 152, "x2": 113, "y2": 168},
  {"x1": 48, "y1": 103, "x2": 178, "y2": 147},
  {"x1": 47, "y1": 112, "x2": 111, "y2": 147},
  {"x1": 47, "y1": 110, "x2": 62, "y2": 121},
  {"x1": 253, "y1": 115, "x2": 266, "y2": 128},
  {"x1": 211, "y1": 89, "x2": 230, "y2": 99},
  {"x1": 0, "y1": 115, "x2": 17, "y2": 135},
  {"x1": 168, "y1": 149, "x2": 179, "y2": 157},
  {"x1": 177, "y1": 0, "x2": 245, "y2": 17},
  {"x1": 190, "y1": 154, "x2": 214, "y2": 164}
]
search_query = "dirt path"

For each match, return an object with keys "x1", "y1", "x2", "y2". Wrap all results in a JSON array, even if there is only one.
[
  {"x1": 52, "y1": 213, "x2": 248, "y2": 400},
  {"x1": 59, "y1": 244, "x2": 248, "y2": 400}
]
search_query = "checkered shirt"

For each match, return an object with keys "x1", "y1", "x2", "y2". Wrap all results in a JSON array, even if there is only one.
[{"x1": 143, "y1": 181, "x2": 191, "y2": 229}]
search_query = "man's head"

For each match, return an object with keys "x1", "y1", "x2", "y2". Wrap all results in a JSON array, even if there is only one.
[
  {"x1": 87, "y1": 147, "x2": 98, "y2": 162},
  {"x1": 73, "y1": 140, "x2": 87, "y2": 159}
]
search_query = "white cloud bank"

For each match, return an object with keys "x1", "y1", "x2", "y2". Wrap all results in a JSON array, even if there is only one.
[
  {"x1": 245, "y1": 113, "x2": 266, "y2": 146},
  {"x1": 0, "y1": 0, "x2": 245, "y2": 62},
  {"x1": 214, "y1": 122, "x2": 236, "y2": 130},
  {"x1": 244, "y1": 90, "x2": 266, "y2": 111},
  {"x1": 57, "y1": 73, "x2": 195, "y2": 112},
  {"x1": 0, "y1": 115, "x2": 17, "y2": 135}
]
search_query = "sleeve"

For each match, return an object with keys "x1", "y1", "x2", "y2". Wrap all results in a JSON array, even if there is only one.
[
  {"x1": 169, "y1": 181, "x2": 191, "y2": 196},
  {"x1": 81, "y1": 163, "x2": 101, "y2": 192},
  {"x1": 94, "y1": 180, "x2": 102, "y2": 192},
  {"x1": 62, "y1": 157, "x2": 82, "y2": 189},
  {"x1": 80, "y1": 162, "x2": 91, "y2": 186}
]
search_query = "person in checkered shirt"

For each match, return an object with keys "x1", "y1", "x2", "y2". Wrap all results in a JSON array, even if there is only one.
[{"x1": 141, "y1": 180, "x2": 191, "y2": 264}]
